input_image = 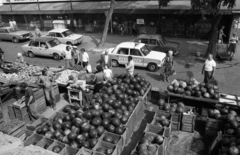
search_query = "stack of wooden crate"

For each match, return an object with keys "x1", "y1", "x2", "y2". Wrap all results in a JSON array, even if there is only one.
[
  {"x1": 181, "y1": 106, "x2": 196, "y2": 133},
  {"x1": 171, "y1": 112, "x2": 181, "y2": 131},
  {"x1": 53, "y1": 85, "x2": 60, "y2": 103},
  {"x1": 13, "y1": 103, "x2": 31, "y2": 122},
  {"x1": 205, "y1": 118, "x2": 222, "y2": 136},
  {"x1": 33, "y1": 89, "x2": 47, "y2": 114}
]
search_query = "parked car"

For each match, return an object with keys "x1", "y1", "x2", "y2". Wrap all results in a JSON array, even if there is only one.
[
  {"x1": 46, "y1": 29, "x2": 83, "y2": 45},
  {"x1": 133, "y1": 34, "x2": 180, "y2": 55},
  {"x1": 21, "y1": 37, "x2": 67, "y2": 60},
  {"x1": 108, "y1": 42, "x2": 166, "y2": 72},
  {"x1": 0, "y1": 27, "x2": 32, "y2": 43}
]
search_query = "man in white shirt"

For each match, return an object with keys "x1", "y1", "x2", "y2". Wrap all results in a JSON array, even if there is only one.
[
  {"x1": 9, "y1": 19, "x2": 13, "y2": 28},
  {"x1": 62, "y1": 46, "x2": 74, "y2": 69},
  {"x1": 103, "y1": 65, "x2": 113, "y2": 81},
  {"x1": 101, "y1": 50, "x2": 112, "y2": 68},
  {"x1": 81, "y1": 48, "x2": 89, "y2": 68},
  {"x1": 202, "y1": 54, "x2": 216, "y2": 83},
  {"x1": 125, "y1": 56, "x2": 134, "y2": 76},
  {"x1": 12, "y1": 19, "x2": 17, "y2": 30}
]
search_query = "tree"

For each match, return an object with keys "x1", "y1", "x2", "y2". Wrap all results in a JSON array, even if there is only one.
[
  {"x1": 98, "y1": 0, "x2": 115, "y2": 48},
  {"x1": 191, "y1": 0, "x2": 236, "y2": 56}
]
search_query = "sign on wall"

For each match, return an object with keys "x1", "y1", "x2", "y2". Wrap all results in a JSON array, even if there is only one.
[{"x1": 137, "y1": 19, "x2": 144, "y2": 25}]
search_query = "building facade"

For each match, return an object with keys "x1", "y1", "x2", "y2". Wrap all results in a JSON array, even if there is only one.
[{"x1": 0, "y1": 0, "x2": 239, "y2": 40}]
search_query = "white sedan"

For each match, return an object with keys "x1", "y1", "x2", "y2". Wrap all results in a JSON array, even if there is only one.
[
  {"x1": 108, "y1": 42, "x2": 166, "y2": 72},
  {"x1": 46, "y1": 29, "x2": 83, "y2": 45},
  {"x1": 21, "y1": 37, "x2": 67, "y2": 60}
]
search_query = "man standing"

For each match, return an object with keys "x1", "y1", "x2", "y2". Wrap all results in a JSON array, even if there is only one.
[
  {"x1": 12, "y1": 19, "x2": 17, "y2": 30},
  {"x1": 37, "y1": 69, "x2": 56, "y2": 110},
  {"x1": 35, "y1": 26, "x2": 41, "y2": 38},
  {"x1": 9, "y1": 19, "x2": 13, "y2": 28},
  {"x1": 81, "y1": 48, "x2": 89, "y2": 68},
  {"x1": 20, "y1": 82, "x2": 39, "y2": 121},
  {"x1": 62, "y1": 46, "x2": 74, "y2": 69},
  {"x1": 202, "y1": 54, "x2": 216, "y2": 84},
  {"x1": 125, "y1": 56, "x2": 134, "y2": 76},
  {"x1": 0, "y1": 48, "x2": 4, "y2": 69},
  {"x1": 101, "y1": 50, "x2": 112, "y2": 68},
  {"x1": 219, "y1": 26, "x2": 226, "y2": 44},
  {"x1": 73, "y1": 46, "x2": 81, "y2": 65}
]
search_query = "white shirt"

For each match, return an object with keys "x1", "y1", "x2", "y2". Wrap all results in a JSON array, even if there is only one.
[
  {"x1": 104, "y1": 55, "x2": 109, "y2": 64},
  {"x1": 82, "y1": 52, "x2": 89, "y2": 62},
  {"x1": 63, "y1": 49, "x2": 72, "y2": 60},
  {"x1": 231, "y1": 36, "x2": 238, "y2": 44},
  {"x1": 104, "y1": 69, "x2": 112, "y2": 79},
  {"x1": 9, "y1": 21, "x2": 13, "y2": 27},
  {"x1": 126, "y1": 60, "x2": 134, "y2": 74},
  {"x1": 204, "y1": 59, "x2": 216, "y2": 72},
  {"x1": 12, "y1": 21, "x2": 16, "y2": 26}
]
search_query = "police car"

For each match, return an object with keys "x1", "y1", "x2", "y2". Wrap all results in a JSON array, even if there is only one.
[{"x1": 108, "y1": 42, "x2": 166, "y2": 72}]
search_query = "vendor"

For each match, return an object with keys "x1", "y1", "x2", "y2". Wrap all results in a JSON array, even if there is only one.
[
  {"x1": 0, "y1": 48, "x2": 4, "y2": 68},
  {"x1": 20, "y1": 82, "x2": 39, "y2": 121},
  {"x1": 93, "y1": 65, "x2": 105, "y2": 94},
  {"x1": 16, "y1": 53, "x2": 24, "y2": 63}
]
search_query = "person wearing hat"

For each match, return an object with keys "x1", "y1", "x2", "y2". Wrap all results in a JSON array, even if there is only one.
[
  {"x1": 73, "y1": 46, "x2": 81, "y2": 65},
  {"x1": 20, "y1": 82, "x2": 39, "y2": 121},
  {"x1": 93, "y1": 65, "x2": 105, "y2": 94},
  {"x1": 35, "y1": 26, "x2": 41, "y2": 38},
  {"x1": 16, "y1": 53, "x2": 24, "y2": 63},
  {"x1": 125, "y1": 56, "x2": 134, "y2": 77},
  {"x1": 228, "y1": 33, "x2": 239, "y2": 60},
  {"x1": 0, "y1": 48, "x2": 4, "y2": 68}
]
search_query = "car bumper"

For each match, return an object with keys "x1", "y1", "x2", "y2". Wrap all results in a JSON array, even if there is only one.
[{"x1": 73, "y1": 38, "x2": 83, "y2": 45}]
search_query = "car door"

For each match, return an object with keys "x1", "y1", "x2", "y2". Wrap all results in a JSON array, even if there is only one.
[
  {"x1": 3, "y1": 29, "x2": 11, "y2": 40},
  {"x1": 39, "y1": 42, "x2": 51, "y2": 57},
  {"x1": 29, "y1": 41, "x2": 40, "y2": 55},
  {"x1": 115, "y1": 48, "x2": 129, "y2": 65},
  {"x1": 55, "y1": 32, "x2": 65, "y2": 44},
  {"x1": 130, "y1": 48, "x2": 144, "y2": 67}
]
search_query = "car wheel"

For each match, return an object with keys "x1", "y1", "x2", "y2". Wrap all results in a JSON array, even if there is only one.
[
  {"x1": 53, "y1": 53, "x2": 60, "y2": 60},
  {"x1": 112, "y1": 59, "x2": 119, "y2": 67},
  {"x1": 28, "y1": 51, "x2": 35, "y2": 58},
  {"x1": 147, "y1": 63, "x2": 157, "y2": 72},
  {"x1": 12, "y1": 37, "x2": 19, "y2": 43},
  {"x1": 66, "y1": 42, "x2": 73, "y2": 46}
]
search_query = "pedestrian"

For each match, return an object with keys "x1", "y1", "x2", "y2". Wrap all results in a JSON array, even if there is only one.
[
  {"x1": 0, "y1": 48, "x2": 4, "y2": 68},
  {"x1": 20, "y1": 82, "x2": 39, "y2": 121},
  {"x1": 202, "y1": 54, "x2": 216, "y2": 84},
  {"x1": 81, "y1": 48, "x2": 89, "y2": 68},
  {"x1": 125, "y1": 56, "x2": 134, "y2": 76},
  {"x1": 37, "y1": 69, "x2": 56, "y2": 110},
  {"x1": 120, "y1": 24, "x2": 124, "y2": 36},
  {"x1": 101, "y1": 50, "x2": 112, "y2": 68},
  {"x1": 73, "y1": 46, "x2": 81, "y2": 65},
  {"x1": 62, "y1": 45, "x2": 74, "y2": 69},
  {"x1": 228, "y1": 33, "x2": 239, "y2": 60},
  {"x1": 218, "y1": 26, "x2": 226, "y2": 44},
  {"x1": 12, "y1": 19, "x2": 17, "y2": 30},
  {"x1": 132, "y1": 22, "x2": 137, "y2": 36},
  {"x1": 35, "y1": 26, "x2": 41, "y2": 38},
  {"x1": 9, "y1": 19, "x2": 13, "y2": 28},
  {"x1": 93, "y1": 65, "x2": 105, "y2": 94},
  {"x1": 103, "y1": 65, "x2": 113, "y2": 81},
  {"x1": 16, "y1": 53, "x2": 24, "y2": 63},
  {"x1": 162, "y1": 50, "x2": 175, "y2": 82}
]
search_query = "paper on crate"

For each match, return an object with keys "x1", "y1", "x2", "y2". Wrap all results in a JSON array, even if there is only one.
[{"x1": 0, "y1": 132, "x2": 23, "y2": 155}]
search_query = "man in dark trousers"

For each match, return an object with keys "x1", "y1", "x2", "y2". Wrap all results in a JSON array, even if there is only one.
[
  {"x1": 101, "y1": 50, "x2": 112, "y2": 68},
  {"x1": 20, "y1": 82, "x2": 39, "y2": 121}
]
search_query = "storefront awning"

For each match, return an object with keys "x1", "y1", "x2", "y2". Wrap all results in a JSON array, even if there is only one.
[{"x1": 0, "y1": 3, "x2": 40, "y2": 14}]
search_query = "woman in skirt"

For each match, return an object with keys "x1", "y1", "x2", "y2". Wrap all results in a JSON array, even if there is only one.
[
  {"x1": 228, "y1": 33, "x2": 238, "y2": 60},
  {"x1": 162, "y1": 50, "x2": 174, "y2": 82}
]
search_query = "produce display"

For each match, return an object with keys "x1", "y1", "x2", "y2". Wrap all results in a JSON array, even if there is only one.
[
  {"x1": 0, "y1": 119, "x2": 25, "y2": 134},
  {"x1": 95, "y1": 144, "x2": 114, "y2": 155},
  {"x1": 153, "y1": 115, "x2": 171, "y2": 128},
  {"x1": 158, "y1": 99, "x2": 186, "y2": 113},
  {"x1": 12, "y1": 145, "x2": 58, "y2": 155},
  {"x1": 55, "y1": 70, "x2": 76, "y2": 84},
  {"x1": 167, "y1": 79, "x2": 219, "y2": 100},
  {"x1": 221, "y1": 136, "x2": 240, "y2": 155},
  {"x1": 131, "y1": 133, "x2": 164, "y2": 155}
]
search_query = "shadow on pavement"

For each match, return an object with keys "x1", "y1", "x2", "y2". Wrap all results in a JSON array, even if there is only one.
[{"x1": 146, "y1": 73, "x2": 161, "y2": 81}]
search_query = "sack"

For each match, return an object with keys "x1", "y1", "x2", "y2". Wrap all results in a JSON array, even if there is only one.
[{"x1": 86, "y1": 64, "x2": 92, "y2": 73}]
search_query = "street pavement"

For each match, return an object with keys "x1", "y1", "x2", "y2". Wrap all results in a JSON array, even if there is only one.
[{"x1": 0, "y1": 31, "x2": 240, "y2": 95}]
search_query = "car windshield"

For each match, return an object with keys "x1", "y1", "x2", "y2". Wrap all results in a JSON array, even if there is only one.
[
  {"x1": 48, "y1": 39, "x2": 60, "y2": 47},
  {"x1": 140, "y1": 45, "x2": 151, "y2": 56},
  {"x1": 62, "y1": 30, "x2": 73, "y2": 37},
  {"x1": 8, "y1": 28, "x2": 18, "y2": 33}
]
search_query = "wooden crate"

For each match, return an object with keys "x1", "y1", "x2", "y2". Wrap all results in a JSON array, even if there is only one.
[
  {"x1": 150, "y1": 87, "x2": 160, "y2": 102},
  {"x1": 151, "y1": 118, "x2": 171, "y2": 138},
  {"x1": 24, "y1": 133, "x2": 43, "y2": 146},
  {"x1": 171, "y1": 112, "x2": 182, "y2": 122},
  {"x1": 154, "y1": 111, "x2": 172, "y2": 121},
  {"x1": 182, "y1": 106, "x2": 196, "y2": 124},
  {"x1": 201, "y1": 107, "x2": 208, "y2": 117},
  {"x1": 144, "y1": 132, "x2": 166, "y2": 155},
  {"x1": 135, "y1": 101, "x2": 145, "y2": 121},
  {"x1": 93, "y1": 141, "x2": 117, "y2": 155},
  {"x1": 119, "y1": 128, "x2": 128, "y2": 147},
  {"x1": 123, "y1": 107, "x2": 137, "y2": 142},
  {"x1": 144, "y1": 124, "x2": 165, "y2": 136},
  {"x1": 99, "y1": 131, "x2": 123, "y2": 155},
  {"x1": 12, "y1": 129, "x2": 33, "y2": 141},
  {"x1": 8, "y1": 103, "x2": 16, "y2": 120},
  {"x1": 77, "y1": 147, "x2": 93, "y2": 155},
  {"x1": 181, "y1": 122, "x2": 195, "y2": 133},
  {"x1": 36, "y1": 137, "x2": 54, "y2": 149},
  {"x1": 26, "y1": 117, "x2": 48, "y2": 131},
  {"x1": 206, "y1": 118, "x2": 222, "y2": 129},
  {"x1": 171, "y1": 121, "x2": 180, "y2": 131},
  {"x1": 33, "y1": 89, "x2": 44, "y2": 100},
  {"x1": 61, "y1": 145, "x2": 79, "y2": 155},
  {"x1": 47, "y1": 140, "x2": 66, "y2": 155}
]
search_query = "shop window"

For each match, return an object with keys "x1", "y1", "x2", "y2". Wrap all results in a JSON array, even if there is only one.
[
  {"x1": 140, "y1": 39, "x2": 148, "y2": 44},
  {"x1": 30, "y1": 41, "x2": 39, "y2": 47},
  {"x1": 149, "y1": 39, "x2": 158, "y2": 46},
  {"x1": 56, "y1": 33, "x2": 63, "y2": 38},
  {"x1": 130, "y1": 49, "x2": 142, "y2": 56},
  {"x1": 117, "y1": 48, "x2": 129, "y2": 55}
]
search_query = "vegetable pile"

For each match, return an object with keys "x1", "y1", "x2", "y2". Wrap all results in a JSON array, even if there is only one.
[
  {"x1": 167, "y1": 79, "x2": 219, "y2": 100},
  {"x1": 55, "y1": 70, "x2": 75, "y2": 84},
  {"x1": 221, "y1": 136, "x2": 240, "y2": 155},
  {"x1": 158, "y1": 99, "x2": 186, "y2": 114},
  {"x1": 153, "y1": 115, "x2": 171, "y2": 128}
]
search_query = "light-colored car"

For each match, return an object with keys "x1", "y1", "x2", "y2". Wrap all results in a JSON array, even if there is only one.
[
  {"x1": 0, "y1": 27, "x2": 33, "y2": 43},
  {"x1": 46, "y1": 29, "x2": 83, "y2": 45},
  {"x1": 21, "y1": 37, "x2": 67, "y2": 60},
  {"x1": 108, "y1": 42, "x2": 166, "y2": 72}
]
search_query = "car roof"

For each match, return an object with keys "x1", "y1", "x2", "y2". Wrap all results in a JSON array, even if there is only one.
[
  {"x1": 137, "y1": 34, "x2": 162, "y2": 40},
  {"x1": 49, "y1": 29, "x2": 69, "y2": 33},
  {"x1": 117, "y1": 42, "x2": 145, "y2": 49},
  {"x1": 31, "y1": 37, "x2": 56, "y2": 42},
  {"x1": 0, "y1": 27, "x2": 13, "y2": 29}
]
